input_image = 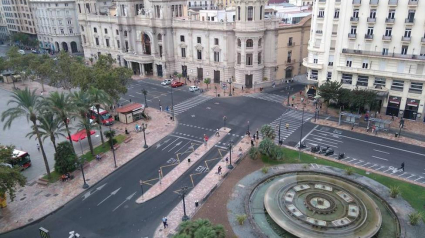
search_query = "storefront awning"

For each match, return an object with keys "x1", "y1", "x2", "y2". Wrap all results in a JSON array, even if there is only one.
[
  {"x1": 389, "y1": 96, "x2": 401, "y2": 104},
  {"x1": 406, "y1": 99, "x2": 419, "y2": 107}
]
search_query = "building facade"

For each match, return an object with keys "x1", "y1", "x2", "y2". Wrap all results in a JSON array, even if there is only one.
[
  {"x1": 304, "y1": 0, "x2": 425, "y2": 121},
  {"x1": 77, "y1": 0, "x2": 310, "y2": 88},
  {"x1": 0, "y1": 1, "x2": 9, "y2": 41},
  {"x1": 30, "y1": 0, "x2": 82, "y2": 53},
  {"x1": 1, "y1": 0, "x2": 36, "y2": 35}
]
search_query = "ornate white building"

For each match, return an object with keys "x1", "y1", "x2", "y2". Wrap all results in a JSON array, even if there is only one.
[
  {"x1": 77, "y1": 0, "x2": 309, "y2": 88},
  {"x1": 30, "y1": 0, "x2": 82, "y2": 53},
  {"x1": 303, "y1": 0, "x2": 425, "y2": 121}
]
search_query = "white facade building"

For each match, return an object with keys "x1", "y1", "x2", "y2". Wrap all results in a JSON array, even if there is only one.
[
  {"x1": 0, "y1": 1, "x2": 9, "y2": 41},
  {"x1": 304, "y1": 0, "x2": 425, "y2": 121},
  {"x1": 1, "y1": 0, "x2": 36, "y2": 35},
  {"x1": 77, "y1": 0, "x2": 294, "y2": 88},
  {"x1": 30, "y1": 0, "x2": 82, "y2": 53}
]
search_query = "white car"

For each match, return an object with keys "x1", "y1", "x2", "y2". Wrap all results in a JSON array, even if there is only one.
[
  {"x1": 189, "y1": 86, "x2": 200, "y2": 92},
  {"x1": 18, "y1": 49, "x2": 25, "y2": 55},
  {"x1": 161, "y1": 79, "x2": 172, "y2": 85}
]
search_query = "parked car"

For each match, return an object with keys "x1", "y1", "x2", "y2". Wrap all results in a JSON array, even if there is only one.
[
  {"x1": 171, "y1": 81, "x2": 184, "y2": 88},
  {"x1": 189, "y1": 86, "x2": 199, "y2": 92},
  {"x1": 161, "y1": 79, "x2": 172, "y2": 85},
  {"x1": 18, "y1": 50, "x2": 25, "y2": 55}
]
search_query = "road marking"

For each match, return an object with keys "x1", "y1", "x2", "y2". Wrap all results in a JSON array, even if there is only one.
[
  {"x1": 353, "y1": 160, "x2": 364, "y2": 165},
  {"x1": 314, "y1": 129, "x2": 425, "y2": 157},
  {"x1": 346, "y1": 159, "x2": 356, "y2": 163},
  {"x1": 373, "y1": 149, "x2": 390, "y2": 154},
  {"x1": 368, "y1": 164, "x2": 378, "y2": 168},
  {"x1": 82, "y1": 183, "x2": 107, "y2": 201},
  {"x1": 372, "y1": 156, "x2": 388, "y2": 161},
  {"x1": 399, "y1": 172, "x2": 407, "y2": 177},
  {"x1": 406, "y1": 174, "x2": 416, "y2": 179},
  {"x1": 311, "y1": 135, "x2": 343, "y2": 143},
  {"x1": 360, "y1": 162, "x2": 370, "y2": 167},
  {"x1": 97, "y1": 188, "x2": 121, "y2": 206},
  {"x1": 168, "y1": 141, "x2": 182, "y2": 152},
  {"x1": 128, "y1": 95, "x2": 135, "y2": 97},
  {"x1": 174, "y1": 141, "x2": 191, "y2": 153},
  {"x1": 112, "y1": 192, "x2": 137, "y2": 212},
  {"x1": 161, "y1": 138, "x2": 180, "y2": 151},
  {"x1": 414, "y1": 176, "x2": 423, "y2": 182},
  {"x1": 169, "y1": 134, "x2": 204, "y2": 143},
  {"x1": 300, "y1": 125, "x2": 319, "y2": 145}
]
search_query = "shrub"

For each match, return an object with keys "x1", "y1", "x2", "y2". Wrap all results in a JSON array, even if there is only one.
[
  {"x1": 261, "y1": 166, "x2": 269, "y2": 174},
  {"x1": 175, "y1": 219, "x2": 225, "y2": 238},
  {"x1": 236, "y1": 214, "x2": 247, "y2": 225},
  {"x1": 104, "y1": 129, "x2": 117, "y2": 147},
  {"x1": 260, "y1": 124, "x2": 275, "y2": 140},
  {"x1": 408, "y1": 212, "x2": 423, "y2": 226},
  {"x1": 389, "y1": 185, "x2": 401, "y2": 198},
  {"x1": 54, "y1": 141, "x2": 77, "y2": 174},
  {"x1": 258, "y1": 138, "x2": 275, "y2": 157},
  {"x1": 249, "y1": 147, "x2": 260, "y2": 160},
  {"x1": 345, "y1": 167, "x2": 354, "y2": 175}
]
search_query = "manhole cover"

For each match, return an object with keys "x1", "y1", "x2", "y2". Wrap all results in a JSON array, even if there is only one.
[
  {"x1": 54, "y1": 194, "x2": 59, "y2": 197},
  {"x1": 20, "y1": 197, "x2": 26, "y2": 201},
  {"x1": 45, "y1": 194, "x2": 51, "y2": 197}
]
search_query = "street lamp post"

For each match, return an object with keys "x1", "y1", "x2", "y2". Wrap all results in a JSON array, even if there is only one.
[
  {"x1": 78, "y1": 156, "x2": 89, "y2": 189},
  {"x1": 215, "y1": 86, "x2": 218, "y2": 97},
  {"x1": 287, "y1": 91, "x2": 290, "y2": 106},
  {"x1": 298, "y1": 107, "x2": 305, "y2": 160},
  {"x1": 178, "y1": 186, "x2": 190, "y2": 221},
  {"x1": 398, "y1": 118, "x2": 404, "y2": 137},
  {"x1": 228, "y1": 78, "x2": 233, "y2": 96},
  {"x1": 278, "y1": 116, "x2": 283, "y2": 145},
  {"x1": 141, "y1": 123, "x2": 148, "y2": 148},
  {"x1": 223, "y1": 116, "x2": 227, "y2": 128},
  {"x1": 171, "y1": 85, "x2": 175, "y2": 121},
  {"x1": 227, "y1": 140, "x2": 234, "y2": 169},
  {"x1": 109, "y1": 126, "x2": 117, "y2": 168},
  {"x1": 247, "y1": 121, "x2": 250, "y2": 134}
]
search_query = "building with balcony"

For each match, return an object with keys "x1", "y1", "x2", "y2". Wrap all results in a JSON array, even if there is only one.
[
  {"x1": 303, "y1": 0, "x2": 425, "y2": 121},
  {"x1": 0, "y1": 2, "x2": 10, "y2": 41},
  {"x1": 30, "y1": 0, "x2": 82, "y2": 53},
  {"x1": 78, "y1": 0, "x2": 310, "y2": 88},
  {"x1": 1, "y1": 0, "x2": 36, "y2": 36}
]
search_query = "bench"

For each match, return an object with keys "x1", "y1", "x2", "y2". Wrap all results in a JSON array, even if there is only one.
[
  {"x1": 96, "y1": 152, "x2": 105, "y2": 161},
  {"x1": 37, "y1": 178, "x2": 49, "y2": 186},
  {"x1": 124, "y1": 136, "x2": 133, "y2": 143},
  {"x1": 113, "y1": 144, "x2": 120, "y2": 150}
]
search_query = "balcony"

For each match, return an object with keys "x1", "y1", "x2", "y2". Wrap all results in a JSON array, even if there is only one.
[
  {"x1": 319, "y1": 0, "x2": 326, "y2": 2},
  {"x1": 401, "y1": 36, "x2": 411, "y2": 42},
  {"x1": 367, "y1": 17, "x2": 376, "y2": 23},
  {"x1": 408, "y1": 0, "x2": 419, "y2": 6},
  {"x1": 385, "y1": 18, "x2": 395, "y2": 24},
  {"x1": 302, "y1": 57, "x2": 323, "y2": 70},
  {"x1": 287, "y1": 42, "x2": 295, "y2": 47},
  {"x1": 350, "y1": 17, "x2": 359, "y2": 22},
  {"x1": 353, "y1": 0, "x2": 362, "y2": 6},
  {"x1": 405, "y1": 18, "x2": 415, "y2": 25},
  {"x1": 382, "y1": 35, "x2": 392, "y2": 41},
  {"x1": 318, "y1": 15, "x2": 325, "y2": 19},
  {"x1": 388, "y1": 0, "x2": 398, "y2": 6},
  {"x1": 348, "y1": 33, "x2": 357, "y2": 39},
  {"x1": 342, "y1": 48, "x2": 425, "y2": 62},
  {"x1": 365, "y1": 34, "x2": 374, "y2": 40},
  {"x1": 370, "y1": 0, "x2": 379, "y2": 6}
]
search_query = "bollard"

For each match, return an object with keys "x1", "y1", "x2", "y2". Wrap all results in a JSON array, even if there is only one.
[
  {"x1": 195, "y1": 200, "x2": 199, "y2": 207},
  {"x1": 188, "y1": 158, "x2": 191, "y2": 163}
]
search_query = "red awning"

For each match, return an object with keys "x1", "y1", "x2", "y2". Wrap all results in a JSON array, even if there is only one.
[
  {"x1": 116, "y1": 103, "x2": 144, "y2": 113},
  {"x1": 67, "y1": 130, "x2": 96, "y2": 142}
]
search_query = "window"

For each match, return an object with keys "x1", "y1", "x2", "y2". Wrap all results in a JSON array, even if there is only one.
[
  {"x1": 260, "y1": 6, "x2": 263, "y2": 20},
  {"x1": 258, "y1": 39, "x2": 262, "y2": 47},
  {"x1": 353, "y1": 9, "x2": 359, "y2": 18},
  {"x1": 214, "y1": 52, "x2": 220, "y2": 62},
  {"x1": 93, "y1": 27, "x2": 97, "y2": 33},
  {"x1": 410, "y1": 82, "x2": 423, "y2": 94},
  {"x1": 258, "y1": 52, "x2": 262, "y2": 64},
  {"x1": 288, "y1": 37, "x2": 293, "y2": 46},
  {"x1": 180, "y1": 35, "x2": 185, "y2": 42},
  {"x1": 246, "y1": 39, "x2": 253, "y2": 48},
  {"x1": 125, "y1": 41, "x2": 129, "y2": 52},
  {"x1": 181, "y1": 48, "x2": 186, "y2": 58},
  {"x1": 328, "y1": 55, "x2": 334, "y2": 66},
  {"x1": 81, "y1": 25, "x2": 84, "y2": 31},
  {"x1": 246, "y1": 54, "x2": 252, "y2": 65},
  {"x1": 197, "y1": 37, "x2": 201, "y2": 44},
  {"x1": 385, "y1": 27, "x2": 392, "y2": 36},
  {"x1": 106, "y1": 39, "x2": 110, "y2": 47},
  {"x1": 391, "y1": 80, "x2": 404, "y2": 91},
  {"x1": 334, "y1": 9, "x2": 340, "y2": 18},
  {"x1": 342, "y1": 74, "x2": 353, "y2": 84},
  {"x1": 311, "y1": 70, "x2": 318, "y2": 79},
  {"x1": 327, "y1": 72, "x2": 332, "y2": 81},
  {"x1": 407, "y1": 10, "x2": 415, "y2": 21},
  {"x1": 69, "y1": 28, "x2": 73, "y2": 34},
  {"x1": 318, "y1": 9, "x2": 324, "y2": 18},
  {"x1": 60, "y1": 28, "x2": 64, "y2": 34},
  {"x1": 357, "y1": 75, "x2": 369, "y2": 86},
  {"x1": 237, "y1": 53, "x2": 241, "y2": 64},
  {"x1": 65, "y1": 3, "x2": 68, "y2": 6},
  {"x1": 247, "y1": 6, "x2": 253, "y2": 21},
  {"x1": 370, "y1": 9, "x2": 376, "y2": 19},
  {"x1": 104, "y1": 28, "x2": 108, "y2": 34},
  {"x1": 159, "y1": 45, "x2": 163, "y2": 57},
  {"x1": 404, "y1": 28, "x2": 411, "y2": 38},
  {"x1": 67, "y1": 20, "x2": 71, "y2": 25},
  {"x1": 238, "y1": 6, "x2": 240, "y2": 20},
  {"x1": 287, "y1": 51, "x2": 292, "y2": 62},
  {"x1": 367, "y1": 27, "x2": 374, "y2": 35},
  {"x1": 117, "y1": 40, "x2": 120, "y2": 48},
  {"x1": 350, "y1": 26, "x2": 357, "y2": 34},
  {"x1": 95, "y1": 37, "x2": 99, "y2": 46},
  {"x1": 214, "y1": 38, "x2": 219, "y2": 45},
  {"x1": 401, "y1": 45, "x2": 408, "y2": 55},
  {"x1": 124, "y1": 31, "x2": 127, "y2": 37},
  {"x1": 362, "y1": 62, "x2": 369, "y2": 69},
  {"x1": 374, "y1": 78, "x2": 386, "y2": 88},
  {"x1": 237, "y1": 39, "x2": 241, "y2": 47},
  {"x1": 388, "y1": 10, "x2": 395, "y2": 19},
  {"x1": 197, "y1": 50, "x2": 202, "y2": 60},
  {"x1": 346, "y1": 60, "x2": 352, "y2": 67}
]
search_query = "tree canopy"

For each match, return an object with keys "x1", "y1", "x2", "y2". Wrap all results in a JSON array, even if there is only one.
[
  {"x1": 318, "y1": 81, "x2": 342, "y2": 104},
  {"x1": 0, "y1": 145, "x2": 27, "y2": 201},
  {"x1": 174, "y1": 219, "x2": 225, "y2": 238},
  {"x1": 54, "y1": 141, "x2": 77, "y2": 174}
]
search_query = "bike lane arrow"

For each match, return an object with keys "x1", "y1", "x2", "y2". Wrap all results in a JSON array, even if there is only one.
[
  {"x1": 112, "y1": 192, "x2": 137, "y2": 212},
  {"x1": 97, "y1": 187, "x2": 121, "y2": 206}
]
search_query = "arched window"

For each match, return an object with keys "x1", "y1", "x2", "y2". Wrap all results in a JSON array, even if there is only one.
[
  {"x1": 124, "y1": 30, "x2": 127, "y2": 37},
  {"x1": 247, "y1": 6, "x2": 253, "y2": 21},
  {"x1": 237, "y1": 38, "x2": 241, "y2": 47},
  {"x1": 246, "y1": 39, "x2": 253, "y2": 48},
  {"x1": 258, "y1": 38, "x2": 262, "y2": 47},
  {"x1": 260, "y1": 6, "x2": 263, "y2": 20},
  {"x1": 157, "y1": 34, "x2": 162, "y2": 41}
]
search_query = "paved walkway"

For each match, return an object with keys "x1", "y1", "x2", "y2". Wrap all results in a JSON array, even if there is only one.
[
  {"x1": 136, "y1": 127, "x2": 230, "y2": 203},
  {"x1": 153, "y1": 136, "x2": 253, "y2": 237},
  {"x1": 0, "y1": 108, "x2": 176, "y2": 234}
]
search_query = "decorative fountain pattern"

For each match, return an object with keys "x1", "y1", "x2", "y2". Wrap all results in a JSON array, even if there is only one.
[{"x1": 262, "y1": 174, "x2": 382, "y2": 238}]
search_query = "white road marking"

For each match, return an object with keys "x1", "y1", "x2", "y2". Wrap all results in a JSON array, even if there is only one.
[
  {"x1": 372, "y1": 156, "x2": 388, "y2": 161},
  {"x1": 128, "y1": 95, "x2": 135, "y2": 97},
  {"x1": 368, "y1": 164, "x2": 378, "y2": 168},
  {"x1": 353, "y1": 160, "x2": 364, "y2": 165},
  {"x1": 161, "y1": 138, "x2": 180, "y2": 151},
  {"x1": 414, "y1": 176, "x2": 423, "y2": 182},
  {"x1": 168, "y1": 141, "x2": 182, "y2": 152},
  {"x1": 174, "y1": 141, "x2": 192, "y2": 153},
  {"x1": 97, "y1": 187, "x2": 121, "y2": 206},
  {"x1": 169, "y1": 134, "x2": 203, "y2": 143},
  {"x1": 406, "y1": 174, "x2": 415, "y2": 179},
  {"x1": 300, "y1": 125, "x2": 319, "y2": 145},
  {"x1": 346, "y1": 159, "x2": 356, "y2": 163},
  {"x1": 373, "y1": 149, "x2": 390, "y2": 154},
  {"x1": 112, "y1": 192, "x2": 137, "y2": 212}
]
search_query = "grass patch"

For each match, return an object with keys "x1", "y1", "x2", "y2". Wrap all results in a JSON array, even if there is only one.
[
  {"x1": 42, "y1": 170, "x2": 61, "y2": 183},
  {"x1": 261, "y1": 147, "x2": 425, "y2": 221},
  {"x1": 80, "y1": 134, "x2": 126, "y2": 162}
]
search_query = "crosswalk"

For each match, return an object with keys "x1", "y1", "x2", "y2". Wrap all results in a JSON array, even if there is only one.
[
  {"x1": 268, "y1": 110, "x2": 313, "y2": 143},
  {"x1": 244, "y1": 93, "x2": 286, "y2": 104},
  {"x1": 171, "y1": 95, "x2": 213, "y2": 116}
]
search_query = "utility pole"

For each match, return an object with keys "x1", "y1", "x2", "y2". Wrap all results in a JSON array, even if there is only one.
[
  {"x1": 109, "y1": 126, "x2": 117, "y2": 168},
  {"x1": 298, "y1": 107, "x2": 305, "y2": 160},
  {"x1": 171, "y1": 86, "x2": 175, "y2": 121},
  {"x1": 227, "y1": 140, "x2": 234, "y2": 169}
]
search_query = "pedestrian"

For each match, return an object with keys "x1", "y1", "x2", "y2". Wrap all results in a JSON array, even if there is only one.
[
  {"x1": 233, "y1": 87, "x2": 235, "y2": 94},
  {"x1": 216, "y1": 128, "x2": 220, "y2": 137},
  {"x1": 160, "y1": 105, "x2": 162, "y2": 112},
  {"x1": 299, "y1": 90, "x2": 302, "y2": 96},
  {"x1": 251, "y1": 138, "x2": 254, "y2": 147},
  {"x1": 225, "y1": 157, "x2": 229, "y2": 164},
  {"x1": 256, "y1": 129, "x2": 259, "y2": 140},
  {"x1": 166, "y1": 105, "x2": 169, "y2": 112},
  {"x1": 400, "y1": 162, "x2": 405, "y2": 172},
  {"x1": 286, "y1": 123, "x2": 289, "y2": 130},
  {"x1": 218, "y1": 166, "x2": 222, "y2": 175},
  {"x1": 37, "y1": 144, "x2": 40, "y2": 151},
  {"x1": 242, "y1": 86, "x2": 244, "y2": 91},
  {"x1": 253, "y1": 134, "x2": 256, "y2": 140},
  {"x1": 162, "y1": 217, "x2": 166, "y2": 228}
]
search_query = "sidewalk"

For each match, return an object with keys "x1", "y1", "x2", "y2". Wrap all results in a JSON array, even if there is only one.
[
  {"x1": 0, "y1": 108, "x2": 176, "y2": 234},
  {"x1": 0, "y1": 80, "x2": 77, "y2": 95},
  {"x1": 136, "y1": 127, "x2": 229, "y2": 204},
  {"x1": 153, "y1": 136, "x2": 252, "y2": 237}
]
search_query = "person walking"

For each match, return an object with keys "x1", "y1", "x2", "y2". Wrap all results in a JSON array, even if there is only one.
[
  {"x1": 242, "y1": 86, "x2": 244, "y2": 91},
  {"x1": 218, "y1": 166, "x2": 222, "y2": 175},
  {"x1": 160, "y1": 105, "x2": 162, "y2": 112},
  {"x1": 256, "y1": 129, "x2": 259, "y2": 140},
  {"x1": 225, "y1": 157, "x2": 229, "y2": 164},
  {"x1": 162, "y1": 217, "x2": 167, "y2": 229},
  {"x1": 216, "y1": 128, "x2": 220, "y2": 137},
  {"x1": 286, "y1": 123, "x2": 289, "y2": 130},
  {"x1": 37, "y1": 144, "x2": 40, "y2": 152},
  {"x1": 400, "y1": 162, "x2": 405, "y2": 172},
  {"x1": 251, "y1": 138, "x2": 254, "y2": 147}
]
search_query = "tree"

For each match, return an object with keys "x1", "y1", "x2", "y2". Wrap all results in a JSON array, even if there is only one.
[
  {"x1": 30, "y1": 54, "x2": 54, "y2": 92},
  {"x1": 174, "y1": 219, "x2": 225, "y2": 238},
  {"x1": 88, "y1": 86, "x2": 111, "y2": 145},
  {"x1": 50, "y1": 51, "x2": 84, "y2": 90},
  {"x1": 26, "y1": 112, "x2": 67, "y2": 153},
  {"x1": 260, "y1": 124, "x2": 275, "y2": 140},
  {"x1": 70, "y1": 91, "x2": 95, "y2": 155},
  {"x1": 104, "y1": 129, "x2": 116, "y2": 149},
  {"x1": 177, "y1": 73, "x2": 183, "y2": 82},
  {"x1": 46, "y1": 92, "x2": 75, "y2": 147},
  {"x1": 258, "y1": 138, "x2": 276, "y2": 158},
  {"x1": 204, "y1": 78, "x2": 211, "y2": 89},
  {"x1": 337, "y1": 88, "x2": 351, "y2": 110},
  {"x1": 54, "y1": 141, "x2": 77, "y2": 175},
  {"x1": 5, "y1": 47, "x2": 23, "y2": 89},
  {"x1": 318, "y1": 81, "x2": 342, "y2": 113},
  {"x1": 0, "y1": 145, "x2": 27, "y2": 202},
  {"x1": 1, "y1": 88, "x2": 51, "y2": 178},
  {"x1": 351, "y1": 89, "x2": 378, "y2": 113}
]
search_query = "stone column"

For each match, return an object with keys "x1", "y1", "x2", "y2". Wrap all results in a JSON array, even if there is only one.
[{"x1": 139, "y1": 63, "x2": 144, "y2": 76}]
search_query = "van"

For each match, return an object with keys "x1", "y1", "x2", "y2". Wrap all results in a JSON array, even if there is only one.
[{"x1": 18, "y1": 50, "x2": 25, "y2": 55}]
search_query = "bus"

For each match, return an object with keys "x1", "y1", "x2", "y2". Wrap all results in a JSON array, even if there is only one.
[
  {"x1": 9, "y1": 149, "x2": 32, "y2": 171},
  {"x1": 89, "y1": 106, "x2": 114, "y2": 125}
]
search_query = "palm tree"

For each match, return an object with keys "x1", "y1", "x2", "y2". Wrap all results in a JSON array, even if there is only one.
[
  {"x1": 26, "y1": 112, "x2": 67, "y2": 153},
  {"x1": 46, "y1": 92, "x2": 75, "y2": 147},
  {"x1": 1, "y1": 88, "x2": 51, "y2": 178},
  {"x1": 88, "y1": 86, "x2": 111, "y2": 145},
  {"x1": 75, "y1": 117, "x2": 95, "y2": 155},
  {"x1": 70, "y1": 91, "x2": 94, "y2": 155}
]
